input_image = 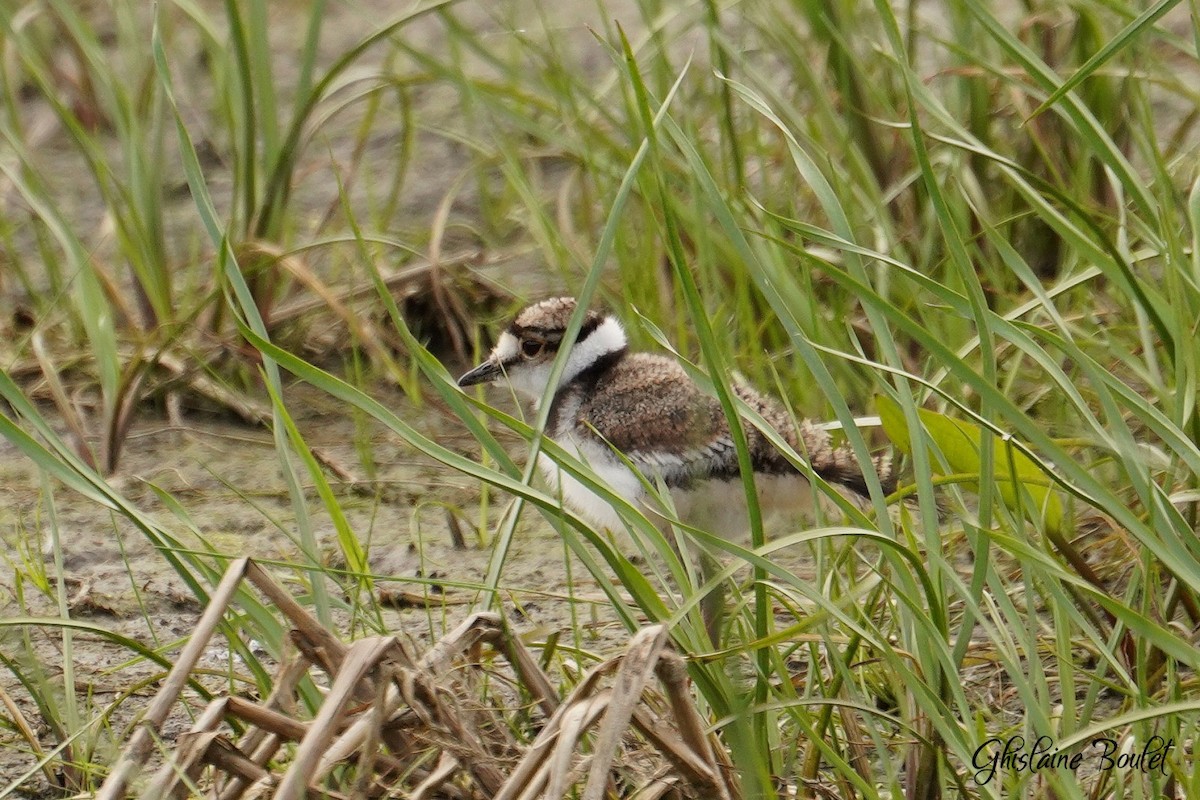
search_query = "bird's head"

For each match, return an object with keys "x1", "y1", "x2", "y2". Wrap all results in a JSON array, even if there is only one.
[{"x1": 457, "y1": 297, "x2": 627, "y2": 400}]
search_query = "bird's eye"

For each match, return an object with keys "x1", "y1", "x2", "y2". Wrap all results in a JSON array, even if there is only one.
[{"x1": 520, "y1": 339, "x2": 543, "y2": 358}]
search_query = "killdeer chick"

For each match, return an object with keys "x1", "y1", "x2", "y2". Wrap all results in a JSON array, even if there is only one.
[{"x1": 458, "y1": 297, "x2": 895, "y2": 537}]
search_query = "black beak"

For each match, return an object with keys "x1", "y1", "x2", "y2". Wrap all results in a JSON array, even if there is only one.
[{"x1": 457, "y1": 358, "x2": 503, "y2": 388}]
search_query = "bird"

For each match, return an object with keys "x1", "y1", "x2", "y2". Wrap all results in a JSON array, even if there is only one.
[{"x1": 457, "y1": 297, "x2": 895, "y2": 538}]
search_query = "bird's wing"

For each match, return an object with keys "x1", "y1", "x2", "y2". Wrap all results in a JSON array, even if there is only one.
[
  {"x1": 574, "y1": 357, "x2": 738, "y2": 487},
  {"x1": 574, "y1": 356, "x2": 895, "y2": 497}
]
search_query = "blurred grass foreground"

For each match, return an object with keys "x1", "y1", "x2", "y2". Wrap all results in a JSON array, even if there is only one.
[{"x1": 1, "y1": 0, "x2": 1199, "y2": 797}]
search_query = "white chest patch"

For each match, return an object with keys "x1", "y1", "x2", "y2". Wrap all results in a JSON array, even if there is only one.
[{"x1": 538, "y1": 437, "x2": 643, "y2": 532}]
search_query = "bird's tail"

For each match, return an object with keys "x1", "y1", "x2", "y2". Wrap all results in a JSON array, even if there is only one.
[{"x1": 797, "y1": 420, "x2": 896, "y2": 501}]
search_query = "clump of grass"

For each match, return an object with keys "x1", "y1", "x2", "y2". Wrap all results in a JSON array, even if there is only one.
[
  {"x1": 93, "y1": 560, "x2": 738, "y2": 799},
  {"x1": 1, "y1": 0, "x2": 1199, "y2": 797},
  {"x1": 0, "y1": 1, "x2": 482, "y2": 474}
]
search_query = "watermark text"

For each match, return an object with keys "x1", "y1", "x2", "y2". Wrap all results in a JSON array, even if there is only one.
[{"x1": 972, "y1": 735, "x2": 1173, "y2": 785}]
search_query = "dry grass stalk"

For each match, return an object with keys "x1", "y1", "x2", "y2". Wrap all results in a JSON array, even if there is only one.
[
  {"x1": 493, "y1": 625, "x2": 739, "y2": 800},
  {"x1": 31, "y1": 329, "x2": 98, "y2": 471},
  {"x1": 96, "y1": 556, "x2": 254, "y2": 800},
  {"x1": 144, "y1": 697, "x2": 231, "y2": 798},
  {"x1": 212, "y1": 655, "x2": 314, "y2": 800},
  {"x1": 580, "y1": 626, "x2": 671, "y2": 800},
  {"x1": 275, "y1": 637, "x2": 410, "y2": 797},
  {"x1": 98, "y1": 558, "x2": 741, "y2": 799},
  {"x1": 0, "y1": 680, "x2": 62, "y2": 789},
  {"x1": 202, "y1": 737, "x2": 273, "y2": 785}
]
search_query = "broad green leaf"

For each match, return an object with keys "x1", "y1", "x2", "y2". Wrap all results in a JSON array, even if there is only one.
[{"x1": 877, "y1": 395, "x2": 1064, "y2": 532}]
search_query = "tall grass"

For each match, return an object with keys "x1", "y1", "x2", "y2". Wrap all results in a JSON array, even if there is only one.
[{"x1": 1, "y1": 0, "x2": 1199, "y2": 797}]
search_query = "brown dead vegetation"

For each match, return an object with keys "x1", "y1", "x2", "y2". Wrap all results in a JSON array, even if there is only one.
[{"x1": 95, "y1": 558, "x2": 741, "y2": 800}]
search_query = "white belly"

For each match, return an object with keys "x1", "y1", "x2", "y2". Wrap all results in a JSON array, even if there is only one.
[
  {"x1": 671, "y1": 473, "x2": 815, "y2": 539},
  {"x1": 538, "y1": 437, "x2": 815, "y2": 538}
]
